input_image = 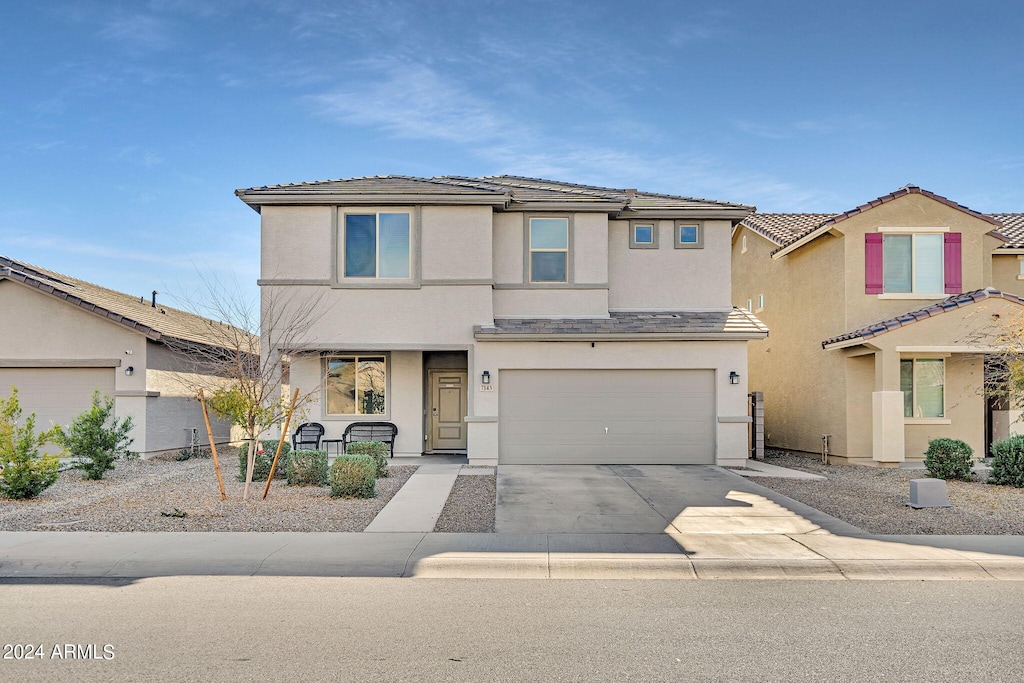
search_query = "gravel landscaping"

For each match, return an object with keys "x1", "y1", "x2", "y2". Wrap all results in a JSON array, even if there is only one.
[
  {"x1": 0, "y1": 456, "x2": 417, "y2": 532},
  {"x1": 753, "y1": 450, "x2": 1024, "y2": 535},
  {"x1": 434, "y1": 474, "x2": 496, "y2": 533}
]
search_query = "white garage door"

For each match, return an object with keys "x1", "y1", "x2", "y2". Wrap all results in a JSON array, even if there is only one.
[
  {"x1": 0, "y1": 368, "x2": 116, "y2": 432},
  {"x1": 499, "y1": 369, "x2": 716, "y2": 465}
]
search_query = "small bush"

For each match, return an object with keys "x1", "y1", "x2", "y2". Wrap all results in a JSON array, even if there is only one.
[
  {"x1": 330, "y1": 454, "x2": 376, "y2": 498},
  {"x1": 0, "y1": 388, "x2": 62, "y2": 499},
  {"x1": 176, "y1": 447, "x2": 213, "y2": 461},
  {"x1": 924, "y1": 438, "x2": 975, "y2": 481},
  {"x1": 345, "y1": 440, "x2": 389, "y2": 478},
  {"x1": 57, "y1": 392, "x2": 135, "y2": 480},
  {"x1": 238, "y1": 440, "x2": 291, "y2": 482},
  {"x1": 287, "y1": 449, "x2": 328, "y2": 486},
  {"x1": 990, "y1": 435, "x2": 1024, "y2": 487}
]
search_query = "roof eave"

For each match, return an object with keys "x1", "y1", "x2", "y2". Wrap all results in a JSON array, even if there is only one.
[
  {"x1": 235, "y1": 191, "x2": 511, "y2": 208},
  {"x1": 505, "y1": 200, "x2": 625, "y2": 212},
  {"x1": 474, "y1": 331, "x2": 769, "y2": 341},
  {"x1": 771, "y1": 224, "x2": 838, "y2": 259},
  {"x1": 616, "y1": 207, "x2": 755, "y2": 220}
]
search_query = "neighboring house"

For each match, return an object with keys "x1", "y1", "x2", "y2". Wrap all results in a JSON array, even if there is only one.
[
  {"x1": 237, "y1": 175, "x2": 766, "y2": 466},
  {"x1": 0, "y1": 256, "x2": 243, "y2": 454},
  {"x1": 731, "y1": 185, "x2": 1024, "y2": 465}
]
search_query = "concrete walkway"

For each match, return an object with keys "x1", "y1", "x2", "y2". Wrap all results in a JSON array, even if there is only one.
[{"x1": 364, "y1": 464, "x2": 462, "y2": 533}]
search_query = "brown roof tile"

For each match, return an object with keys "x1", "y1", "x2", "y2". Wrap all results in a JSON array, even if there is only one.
[
  {"x1": 0, "y1": 256, "x2": 254, "y2": 351},
  {"x1": 821, "y1": 288, "x2": 1024, "y2": 348},
  {"x1": 475, "y1": 309, "x2": 767, "y2": 339}
]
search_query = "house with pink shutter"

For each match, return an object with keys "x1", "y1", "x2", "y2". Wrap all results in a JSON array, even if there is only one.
[{"x1": 731, "y1": 185, "x2": 1024, "y2": 465}]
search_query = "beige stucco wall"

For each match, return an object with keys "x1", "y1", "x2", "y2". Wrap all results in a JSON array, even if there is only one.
[
  {"x1": 991, "y1": 253, "x2": 1024, "y2": 296},
  {"x1": 610, "y1": 219, "x2": 732, "y2": 311},
  {"x1": 469, "y1": 340, "x2": 751, "y2": 465},
  {"x1": 261, "y1": 205, "x2": 333, "y2": 280},
  {"x1": 421, "y1": 206, "x2": 493, "y2": 281},
  {"x1": 492, "y1": 289, "x2": 610, "y2": 318},
  {"x1": 492, "y1": 212, "x2": 524, "y2": 283},
  {"x1": 0, "y1": 280, "x2": 149, "y2": 450},
  {"x1": 840, "y1": 195, "x2": 1000, "y2": 331},
  {"x1": 731, "y1": 226, "x2": 848, "y2": 456}
]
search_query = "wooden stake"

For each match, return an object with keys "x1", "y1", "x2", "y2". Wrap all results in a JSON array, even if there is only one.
[
  {"x1": 198, "y1": 388, "x2": 227, "y2": 501},
  {"x1": 263, "y1": 387, "x2": 300, "y2": 500}
]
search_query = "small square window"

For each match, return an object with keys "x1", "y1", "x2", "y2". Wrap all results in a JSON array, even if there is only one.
[
  {"x1": 629, "y1": 222, "x2": 658, "y2": 249},
  {"x1": 674, "y1": 221, "x2": 703, "y2": 249}
]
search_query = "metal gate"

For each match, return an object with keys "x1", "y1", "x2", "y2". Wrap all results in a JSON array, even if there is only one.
[{"x1": 748, "y1": 391, "x2": 764, "y2": 460}]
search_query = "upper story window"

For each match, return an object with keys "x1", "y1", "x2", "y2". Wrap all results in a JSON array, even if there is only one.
[
  {"x1": 629, "y1": 222, "x2": 658, "y2": 249},
  {"x1": 674, "y1": 221, "x2": 703, "y2": 249},
  {"x1": 865, "y1": 231, "x2": 961, "y2": 296},
  {"x1": 883, "y1": 233, "x2": 943, "y2": 293},
  {"x1": 529, "y1": 217, "x2": 569, "y2": 282},
  {"x1": 342, "y1": 212, "x2": 411, "y2": 279}
]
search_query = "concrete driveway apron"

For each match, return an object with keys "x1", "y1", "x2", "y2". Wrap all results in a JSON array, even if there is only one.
[{"x1": 496, "y1": 464, "x2": 840, "y2": 535}]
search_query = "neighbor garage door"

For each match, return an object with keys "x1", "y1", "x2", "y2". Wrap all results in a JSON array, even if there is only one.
[
  {"x1": 0, "y1": 368, "x2": 116, "y2": 432},
  {"x1": 499, "y1": 369, "x2": 715, "y2": 464}
]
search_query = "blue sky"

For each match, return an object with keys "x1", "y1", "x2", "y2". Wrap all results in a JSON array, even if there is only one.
[{"x1": 3, "y1": 1, "x2": 1023, "y2": 313}]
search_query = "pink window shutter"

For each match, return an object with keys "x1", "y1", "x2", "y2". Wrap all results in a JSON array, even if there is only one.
[
  {"x1": 944, "y1": 233, "x2": 962, "y2": 294},
  {"x1": 865, "y1": 233, "x2": 883, "y2": 294}
]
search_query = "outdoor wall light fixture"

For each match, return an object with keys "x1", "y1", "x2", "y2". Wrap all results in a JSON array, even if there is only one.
[
  {"x1": 125, "y1": 366, "x2": 135, "y2": 377},
  {"x1": 729, "y1": 371, "x2": 740, "y2": 385},
  {"x1": 481, "y1": 371, "x2": 491, "y2": 385}
]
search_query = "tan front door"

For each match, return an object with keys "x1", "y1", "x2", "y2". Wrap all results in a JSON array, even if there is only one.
[{"x1": 427, "y1": 370, "x2": 468, "y2": 451}]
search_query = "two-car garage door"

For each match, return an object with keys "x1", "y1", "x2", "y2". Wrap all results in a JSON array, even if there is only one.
[
  {"x1": 499, "y1": 369, "x2": 715, "y2": 464},
  {"x1": 0, "y1": 368, "x2": 115, "y2": 434}
]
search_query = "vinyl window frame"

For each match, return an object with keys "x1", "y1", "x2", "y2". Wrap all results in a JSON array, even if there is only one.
[
  {"x1": 900, "y1": 357, "x2": 945, "y2": 419},
  {"x1": 524, "y1": 215, "x2": 572, "y2": 285},
  {"x1": 629, "y1": 221, "x2": 659, "y2": 249},
  {"x1": 334, "y1": 207, "x2": 421, "y2": 289},
  {"x1": 880, "y1": 231, "x2": 945, "y2": 295},
  {"x1": 323, "y1": 353, "x2": 391, "y2": 418},
  {"x1": 674, "y1": 221, "x2": 704, "y2": 249}
]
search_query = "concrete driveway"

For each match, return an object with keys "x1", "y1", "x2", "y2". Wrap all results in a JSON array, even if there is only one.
[{"x1": 496, "y1": 465, "x2": 849, "y2": 535}]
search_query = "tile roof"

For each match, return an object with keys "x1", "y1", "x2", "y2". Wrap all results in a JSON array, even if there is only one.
[
  {"x1": 0, "y1": 256, "x2": 255, "y2": 351},
  {"x1": 821, "y1": 288, "x2": 1024, "y2": 349},
  {"x1": 740, "y1": 185, "x2": 1017, "y2": 254},
  {"x1": 474, "y1": 309, "x2": 768, "y2": 340},
  {"x1": 237, "y1": 175, "x2": 754, "y2": 216}
]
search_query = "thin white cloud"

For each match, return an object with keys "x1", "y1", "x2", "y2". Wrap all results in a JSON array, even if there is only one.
[
  {"x1": 99, "y1": 13, "x2": 172, "y2": 51},
  {"x1": 115, "y1": 146, "x2": 163, "y2": 167},
  {"x1": 310, "y1": 62, "x2": 518, "y2": 145}
]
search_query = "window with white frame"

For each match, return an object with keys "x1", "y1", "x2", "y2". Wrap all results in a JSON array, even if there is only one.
[
  {"x1": 629, "y1": 222, "x2": 658, "y2": 249},
  {"x1": 883, "y1": 233, "x2": 943, "y2": 293},
  {"x1": 529, "y1": 217, "x2": 569, "y2": 282},
  {"x1": 341, "y1": 212, "x2": 411, "y2": 279},
  {"x1": 325, "y1": 356, "x2": 387, "y2": 415},
  {"x1": 757, "y1": 294, "x2": 765, "y2": 311},
  {"x1": 674, "y1": 221, "x2": 703, "y2": 249},
  {"x1": 900, "y1": 358, "x2": 944, "y2": 418},
  {"x1": 745, "y1": 299, "x2": 753, "y2": 312}
]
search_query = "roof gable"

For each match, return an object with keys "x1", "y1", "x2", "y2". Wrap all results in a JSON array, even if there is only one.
[
  {"x1": 0, "y1": 256, "x2": 254, "y2": 351},
  {"x1": 739, "y1": 185, "x2": 1009, "y2": 259}
]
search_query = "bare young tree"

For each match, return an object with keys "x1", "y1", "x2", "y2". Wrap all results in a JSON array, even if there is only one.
[{"x1": 163, "y1": 275, "x2": 329, "y2": 499}]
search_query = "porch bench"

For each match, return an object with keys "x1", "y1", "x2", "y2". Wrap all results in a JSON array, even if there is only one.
[{"x1": 342, "y1": 421, "x2": 399, "y2": 458}]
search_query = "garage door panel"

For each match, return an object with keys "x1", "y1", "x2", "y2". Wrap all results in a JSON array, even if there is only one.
[
  {"x1": 499, "y1": 369, "x2": 715, "y2": 465},
  {"x1": 0, "y1": 368, "x2": 116, "y2": 431}
]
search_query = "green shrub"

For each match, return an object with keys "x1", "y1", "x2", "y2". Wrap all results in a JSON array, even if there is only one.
[
  {"x1": 0, "y1": 388, "x2": 62, "y2": 499},
  {"x1": 238, "y1": 440, "x2": 291, "y2": 482},
  {"x1": 924, "y1": 438, "x2": 975, "y2": 481},
  {"x1": 330, "y1": 454, "x2": 376, "y2": 498},
  {"x1": 176, "y1": 447, "x2": 212, "y2": 461},
  {"x1": 57, "y1": 392, "x2": 135, "y2": 480},
  {"x1": 990, "y1": 435, "x2": 1024, "y2": 487},
  {"x1": 287, "y1": 449, "x2": 328, "y2": 486},
  {"x1": 345, "y1": 440, "x2": 389, "y2": 478}
]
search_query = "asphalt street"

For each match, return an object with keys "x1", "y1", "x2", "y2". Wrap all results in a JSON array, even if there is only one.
[{"x1": 2, "y1": 577, "x2": 1023, "y2": 682}]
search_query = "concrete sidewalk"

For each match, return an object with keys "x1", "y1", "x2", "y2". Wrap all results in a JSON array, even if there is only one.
[{"x1": 2, "y1": 530, "x2": 1024, "y2": 580}]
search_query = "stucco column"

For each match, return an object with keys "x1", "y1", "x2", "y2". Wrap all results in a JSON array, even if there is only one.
[{"x1": 872, "y1": 350, "x2": 905, "y2": 464}]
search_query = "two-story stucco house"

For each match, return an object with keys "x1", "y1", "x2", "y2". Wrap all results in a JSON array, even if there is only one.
[
  {"x1": 732, "y1": 185, "x2": 1024, "y2": 466},
  {"x1": 237, "y1": 175, "x2": 766, "y2": 466}
]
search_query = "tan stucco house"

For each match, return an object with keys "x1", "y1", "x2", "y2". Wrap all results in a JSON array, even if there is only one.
[
  {"x1": 731, "y1": 185, "x2": 1024, "y2": 465},
  {"x1": 237, "y1": 175, "x2": 766, "y2": 466},
  {"x1": 0, "y1": 256, "x2": 241, "y2": 455}
]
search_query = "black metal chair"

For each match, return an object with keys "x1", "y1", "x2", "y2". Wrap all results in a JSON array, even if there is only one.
[{"x1": 291, "y1": 422, "x2": 325, "y2": 451}]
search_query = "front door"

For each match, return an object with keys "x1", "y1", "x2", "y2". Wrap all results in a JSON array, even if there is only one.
[{"x1": 427, "y1": 370, "x2": 468, "y2": 451}]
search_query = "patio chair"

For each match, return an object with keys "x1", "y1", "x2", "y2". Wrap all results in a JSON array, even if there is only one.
[{"x1": 291, "y1": 422, "x2": 325, "y2": 451}]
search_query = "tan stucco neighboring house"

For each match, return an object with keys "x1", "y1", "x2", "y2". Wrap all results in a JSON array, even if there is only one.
[
  {"x1": 731, "y1": 185, "x2": 1024, "y2": 465},
  {"x1": 0, "y1": 256, "x2": 244, "y2": 455},
  {"x1": 237, "y1": 175, "x2": 766, "y2": 466}
]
